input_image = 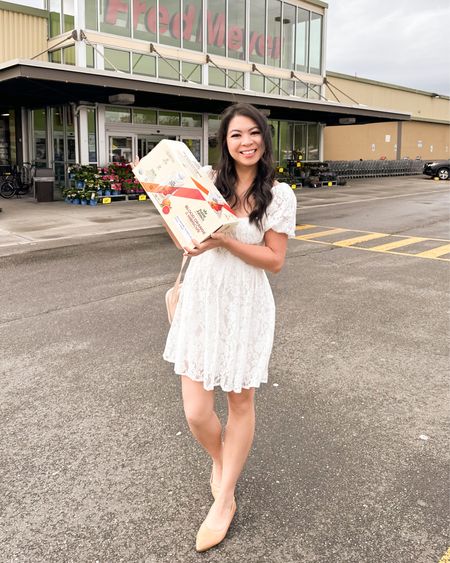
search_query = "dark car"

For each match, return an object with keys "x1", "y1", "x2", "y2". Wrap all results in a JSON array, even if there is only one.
[{"x1": 423, "y1": 160, "x2": 450, "y2": 180}]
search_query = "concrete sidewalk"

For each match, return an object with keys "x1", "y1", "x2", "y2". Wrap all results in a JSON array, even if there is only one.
[{"x1": 0, "y1": 196, "x2": 165, "y2": 256}]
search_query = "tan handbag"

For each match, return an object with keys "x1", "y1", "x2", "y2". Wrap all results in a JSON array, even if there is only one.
[{"x1": 165, "y1": 255, "x2": 188, "y2": 324}]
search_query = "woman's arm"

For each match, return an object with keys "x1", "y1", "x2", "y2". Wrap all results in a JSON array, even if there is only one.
[{"x1": 186, "y1": 229, "x2": 289, "y2": 274}]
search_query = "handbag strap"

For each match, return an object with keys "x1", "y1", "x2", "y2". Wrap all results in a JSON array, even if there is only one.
[{"x1": 173, "y1": 254, "x2": 188, "y2": 291}]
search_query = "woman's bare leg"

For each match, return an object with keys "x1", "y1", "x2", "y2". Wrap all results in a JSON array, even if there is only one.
[
  {"x1": 202, "y1": 388, "x2": 255, "y2": 528},
  {"x1": 181, "y1": 376, "x2": 223, "y2": 481}
]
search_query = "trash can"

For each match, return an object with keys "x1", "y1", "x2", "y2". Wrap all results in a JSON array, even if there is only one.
[{"x1": 34, "y1": 168, "x2": 54, "y2": 202}]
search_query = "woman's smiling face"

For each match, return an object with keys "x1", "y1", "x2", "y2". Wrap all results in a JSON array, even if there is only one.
[{"x1": 226, "y1": 115, "x2": 265, "y2": 169}]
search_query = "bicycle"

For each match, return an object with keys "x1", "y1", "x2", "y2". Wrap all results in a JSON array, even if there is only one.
[{"x1": 0, "y1": 163, "x2": 36, "y2": 198}]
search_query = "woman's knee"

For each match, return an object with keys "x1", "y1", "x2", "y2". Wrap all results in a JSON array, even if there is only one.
[
  {"x1": 183, "y1": 401, "x2": 213, "y2": 428},
  {"x1": 181, "y1": 376, "x2": 214, "y2": 428},
  {"x1": 227, "y1": 388, "x2": 255, "y2": 416}
]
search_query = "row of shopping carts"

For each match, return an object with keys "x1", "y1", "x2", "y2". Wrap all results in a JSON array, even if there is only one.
[{"x1": 327, "y1": 159, "x2": 425, "y2": 179}]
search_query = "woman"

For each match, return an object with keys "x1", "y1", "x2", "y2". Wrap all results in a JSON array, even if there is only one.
[{"x1": 163, "y1": 103, "x2": 297, "y2": 552}]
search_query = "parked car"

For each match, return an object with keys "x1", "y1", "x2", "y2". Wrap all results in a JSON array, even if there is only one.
[{"x1": 423, "y1": 160, "x2": 450, "y2": 180}]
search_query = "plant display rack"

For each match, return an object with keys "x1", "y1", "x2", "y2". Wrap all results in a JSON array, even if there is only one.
[{"x1": 64, "y1": 163, "x2": 148, "y2": 205}]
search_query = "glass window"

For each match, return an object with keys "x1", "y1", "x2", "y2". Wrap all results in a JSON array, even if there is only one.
[
  {"x1": 87, "y1": 108, "x2": 97, "y2": 163},
  {"x1": 183, "y1": 0, "x2": 202, "y2": 52},
  {"x1": 282, "y1": 2, "x2": 296, "y2": 70},
  {"x1": 207, "y1": 0, "x2": 226, "y2": 56},
  {"x1": 49, "y1": 0, "x2": 61, "y2": 37},
  {"x1": 49, "y1": 50, "x2": 62, "y2": 63},
  {"x1": 208, "y1": 114, "x2": 221, "y2": 166},
  {"x1": 265, "y1": 77, "x2": 280, "y2": 95},
  {"x1": 228, "y1": 1, "x2": 245, "y2": 60},
  {"x1": 181, "y1": 113, "x2": 202, "y2": 128},
  {"x1": 104, "y1": 48, "x2": 130, "y2": 73},
  {"x1": 0, "y1": 111, "x2": 16, "y2": 165},
  {"x1": 33, "y1": 109, "x2": 47, "y2": 164},
  {"x1": 268, "y1": 119, "x2": 279, "y2": 164},
  {"x1": 63, "y1": 46, "x2": 75, "y2": 65},
  {"x1": 105, "y1": 107, "x2": 132, "y2": 123},
  {"x1": 100, "y1": 0, "x2": 131, "y2": 37},
  {"x1": 281, "y1": 79, "x2": 294, "y2": 96},
  {"x1": 249, "y1": 0, "x2": 265, "y2": 63},
  {"x1": 182, "y1": 62, "x2": 201, "y2": 83},
  {"x1": 85, "y1": 0, "x2": 98, "y2": 30},
  {"x1": 133, "y1": 109, "x2": 157, "y2": 124},
  {"x1": 279, "y1": 121, "x2": 294, "y2": 163},
  {"x1": 86, "y1": 45, "x2": 95, "y2": 68},
  {"x1": 309, "y1": 13, "x2": 322, "y2": 74},
  {"x1": 158, "y1": 59, "x2": 180, "y2": 80},
  {"x1": 52, "y1": 107, "x2": 64, "y2": 135},
  {"x1": 308, "y1": 85, "x2": 321, "y2": 99},
  {"x1": 267, "y1": 0, "x2": 281, "y2": 67},
  {"x1": 294, "y1": 123, "x2": 306, "y2": 159},
  {"x1": 228, "y1": 70, "x2": 244, "y2": 90},
  {"x1": 295, "y1": 8, "x2": 309, "y2": 72},
  {"x1": 132, "y1": 53, "x2": 156, "y2": 76},
  {"x1": 250, "y1": 74, "x2": 264, "y2": 92},
  {"x1": 307, "y1": 123, "x2": 319, "y2": 160},
  {"x1": 158, "y1": 111, "x2": 180, "y2": 126},
  {"x1": 208, "y1": 66, "x2": 226, "y2": 88},
  {"x1": 63, "y1": 0, "x2": 75, "y2": 32},
  {"x1": 295, "y1": 81, "x2": 307, "y2": 98},
  {"x1": 159, "y1": 0, "x2": 181, "y2": 47},
  {"x1": 134, "y1": 0, "x2": 157, "y2": 42}
]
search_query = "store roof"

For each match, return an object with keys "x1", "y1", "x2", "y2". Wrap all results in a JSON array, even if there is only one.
[{"x1": 0, "y1": 60, "x2": 410, "y2": 125}]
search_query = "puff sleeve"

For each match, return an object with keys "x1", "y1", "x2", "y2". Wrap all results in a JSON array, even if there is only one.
[{"x1": 263, "y1": 183, "x2": 297, "y2": 238}]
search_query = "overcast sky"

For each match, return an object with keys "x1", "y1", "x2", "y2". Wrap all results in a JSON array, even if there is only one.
[{"x1": 326, "y1": 0, "x2": 450, "y2": 95}]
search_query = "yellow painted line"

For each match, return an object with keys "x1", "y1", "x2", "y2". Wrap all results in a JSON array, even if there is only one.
[
  {"x1": 295, "y1": 223, "x2": 450, "y2": 243},
  {"x1": 293, "y1": 224, "x2": 450, "y2": 261},
  {"x1": 333, "y1": 232, "x2": 390, "y2": 247},
  {"x1": 415, "y1": 243, "x2": 450, "y2": 259},
  {"x1": 369, "y1": 236, "x2": 428, "y2": 251},
  {"x1": 295, "y1": 228, "x2": 348, "y2": 240},
  {"x1": 438, "y1": 547, "x2": 450, "y2": 563}
]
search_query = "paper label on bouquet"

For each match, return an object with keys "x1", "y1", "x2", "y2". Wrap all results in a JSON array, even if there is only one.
[{"x1": 133, "y1": 140, "x2": 238, "y2": 247}]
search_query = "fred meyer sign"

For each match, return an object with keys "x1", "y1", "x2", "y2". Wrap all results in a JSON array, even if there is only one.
[{"x1": 104, "y1": 0, "x2": 281, "y2": 59}]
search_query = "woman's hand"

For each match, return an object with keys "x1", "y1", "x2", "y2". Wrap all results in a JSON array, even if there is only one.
[{"x1": 183, "y1": 232, "x2": 227, "y2": 256}]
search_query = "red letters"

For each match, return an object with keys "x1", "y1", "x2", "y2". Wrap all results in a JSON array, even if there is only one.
[
  {"x1": 271, "y1": 35, "x2": 281, "y2": 60},
  {"x1": 146, "y1": 6, "x2": 157, "y2": 34},
  {"x1": 159, "y1": 5, "x2": 169, "y2": 35},
  {"x1": 133, "y1": 0, "x2": 147, "y2": 28},
  {"x1": 228, "y1": 26, "x2": 243, "y2": 52},
  {"x1": 105, "y1": 0, "x2": 129, "y2": 25},
  {"x1": 103, "y1": 1, "x2": 281, "y2": 61},
  {"x1": 207, "y1": 10, "x2": 225, "y2": 48},
  {"x1": 183, "y1": 4, "x2": 197, "y2": 41},
  {"x1": 170, "y1": 11, "x2": 181, "y2": 39}
]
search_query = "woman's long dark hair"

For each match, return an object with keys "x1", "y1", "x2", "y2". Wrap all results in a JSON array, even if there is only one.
[{"x1": 214, "y1": 103, "x2": 275, "y2": 228}]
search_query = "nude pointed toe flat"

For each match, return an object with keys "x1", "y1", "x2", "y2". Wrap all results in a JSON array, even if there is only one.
[{"x1": 195, "y1": 499, "x2": 237, "y2": 552}]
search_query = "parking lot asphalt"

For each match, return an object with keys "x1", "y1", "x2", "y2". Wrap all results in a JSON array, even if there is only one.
[{"x1": 0, "y1": 175, "x2": 449, "y2": 562}]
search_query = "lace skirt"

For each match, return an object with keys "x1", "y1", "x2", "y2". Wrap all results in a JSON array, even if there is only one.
[{"x1": 163, "y1": 248, "x2": 275, "y2": 393}]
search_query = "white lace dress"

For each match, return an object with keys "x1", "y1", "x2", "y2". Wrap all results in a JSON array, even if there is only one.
[{"x1": 163, "y1": 183, "x2": 297, "y2": 393}]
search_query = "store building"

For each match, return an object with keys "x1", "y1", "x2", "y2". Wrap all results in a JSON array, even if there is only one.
[
  {"x1": 0, "y1": 0, "x2": 408, "y2": 198},
  {"x1": 324, "y1": 72, "x2": 450, "y2": 161}
]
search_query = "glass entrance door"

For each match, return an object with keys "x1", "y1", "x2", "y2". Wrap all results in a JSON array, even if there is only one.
[
  {"x1": 136, "y1": 134, "x2": 202, "y2": 162},
  {"x1": 108, "y1": 134, "x2": 136, "y2": 163},
  {"x1": 180, "y1": 137, "x2": 202, "y2": 162},
  {"x1": 52, "y1": 106, "x2": 76, "y2": 195},
  {"x1": 137, "y1": 134, "x2": 176, "y2": 158}
]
